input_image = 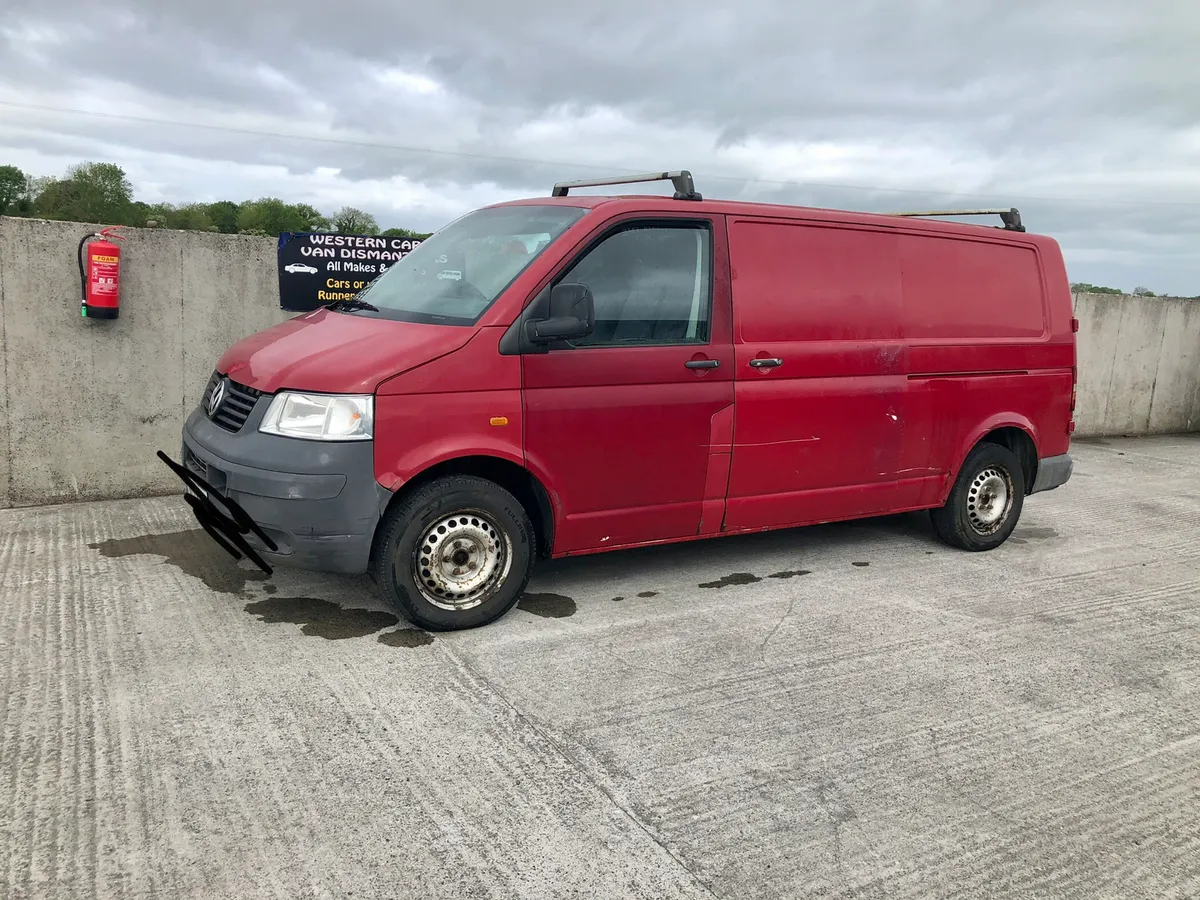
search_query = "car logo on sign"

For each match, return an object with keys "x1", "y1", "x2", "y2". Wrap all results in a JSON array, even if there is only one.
[{"x1": 207, "y1": 378, "x2": 226, "y2": 418}]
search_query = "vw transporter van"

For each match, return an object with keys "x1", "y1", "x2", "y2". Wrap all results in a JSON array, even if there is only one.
[{"x1": 180, "y1": 170, "x2": 1075, "y2": 630}]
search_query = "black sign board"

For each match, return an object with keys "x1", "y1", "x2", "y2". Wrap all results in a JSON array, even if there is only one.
[{"x1": 276, "y1": 232, "x2": 424, "y2": 312}]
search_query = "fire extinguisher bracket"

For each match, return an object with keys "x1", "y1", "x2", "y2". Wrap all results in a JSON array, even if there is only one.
[{"x1": 79, "y1": 226, "x2": 126, "y2": 320}]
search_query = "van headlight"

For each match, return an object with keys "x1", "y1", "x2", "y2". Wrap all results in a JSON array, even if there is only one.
[{"x1": 259, "y1": 392, "x2": 374, "y2": 441}]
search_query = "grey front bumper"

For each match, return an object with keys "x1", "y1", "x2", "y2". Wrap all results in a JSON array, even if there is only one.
[
  {"x1": 181, "y1": 399, "x2": 392, "y2": 576},
  {"x1": 1031, "y1": 452, "x2": 1073, "y2": 494}
]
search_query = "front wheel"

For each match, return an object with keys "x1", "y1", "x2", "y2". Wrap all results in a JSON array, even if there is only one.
[
  {"x1": 371, "y1": 475, "x2": 536, "y2": 631},
  {"x1": 930, "y1": 442, "x2": 1025, "y2": 551}
]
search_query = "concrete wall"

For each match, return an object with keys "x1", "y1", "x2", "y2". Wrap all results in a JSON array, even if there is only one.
[
  {"x1": 0, "y1": 216, "x2": 291, "y2": 508},
  {"x1": 1073, "y1": 291, "x2": 1200, "y2": 437},
  {"x1": 1, "y1": 216, "x2": 1198, "y2": 508}
]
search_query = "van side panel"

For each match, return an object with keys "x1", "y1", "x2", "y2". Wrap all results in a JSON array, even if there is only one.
[
  {"x1": 902, "y1": 237, "x2": 1048, "y2": 340},
  {"x1": 900, "y1": 233, "x2": 1075, "y2": 492},
  {"x1": 1032, "y1": 236, "x2": 1078, "y2": 459}
]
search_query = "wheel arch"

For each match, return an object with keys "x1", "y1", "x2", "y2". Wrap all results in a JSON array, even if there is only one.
[
  {"x1": 950, "y1": 416, "x2": 1040, "y2": 498},
  {"x1": 372, "y1": 454, "x2": 557, "y2": 566}
]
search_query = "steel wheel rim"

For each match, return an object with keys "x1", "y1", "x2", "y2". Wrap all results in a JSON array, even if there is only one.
[
  {"x1": 409, "y1": 509, "x2": 512, "y2": 611},
  {"x1": 966, "y1": 466, "x2": 1013, "y2": 535}
]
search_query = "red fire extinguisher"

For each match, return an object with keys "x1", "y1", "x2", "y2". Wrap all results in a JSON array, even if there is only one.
[{"x1": 78, "y1": 226, "x2": 126, "y2": 319}]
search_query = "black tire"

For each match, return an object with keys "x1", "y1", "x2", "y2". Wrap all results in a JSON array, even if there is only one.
[
  {"x1": 371, "y1": 475, "x2": 536, "y2": 631},
  {"x1": 930, "y1": 441, "x2": 1025, "y2": 551}
]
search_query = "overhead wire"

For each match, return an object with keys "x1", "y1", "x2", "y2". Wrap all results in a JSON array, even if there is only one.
[{"x1": 3, "y1": 99, "x2": 1198, "y2": 210}]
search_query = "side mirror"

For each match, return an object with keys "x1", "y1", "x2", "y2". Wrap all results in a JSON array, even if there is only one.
[{"x1": 529, "y1": 283, "x2": 594, "y2": 343}]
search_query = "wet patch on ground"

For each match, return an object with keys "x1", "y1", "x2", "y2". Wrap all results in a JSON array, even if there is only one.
[
  {"x1": 768, "y1": 570, "x2": 812, "y2": 580},
  {"x1": 637, "y1": 591, "x2": 659, "y2": 598},
  {"x1": 611, "y1": 596, "x2": 624, "y2": 602},
  {"x1": 90, "y1": 529, "x2": 268, "y2": 595},
  {"x1": 244, "y1": 597, "x2": 398, "y2": 640},
  {"x1": 518, "y1": 592, "x2": 577, "y2": 618},
  {"x1": 378, "y1": 629, "x2": 435, "y2": 648},
  {"x1": 699, "y1": 573, "x2": 762, "y2": 590},
  {"x1": 1020, "y1": 526, "x2": 1060, "y2": 540},
  {"x1": 1010, "y1": 526, "x2": 1060, "y2": 545},
  {"x1": 852, "y1": 562, "x2": 870, "y2": 568}
]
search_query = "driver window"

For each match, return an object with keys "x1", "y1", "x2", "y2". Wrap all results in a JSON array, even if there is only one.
[{"x1": 563, "y1": 223, "x2": 712, "y2": 347}]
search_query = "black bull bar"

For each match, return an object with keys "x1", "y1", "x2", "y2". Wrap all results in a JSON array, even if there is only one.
[{"x1": 157, "y1": 450, "x2": 277, "y2": 575}]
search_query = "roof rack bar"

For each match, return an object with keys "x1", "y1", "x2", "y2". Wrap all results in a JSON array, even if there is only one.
[
  {"x1": 551, "y1": 170, "x2": 702, "y2": 201},
  {"x1": 884, "y1": 207, "x2": 1025, "y2": 232}
]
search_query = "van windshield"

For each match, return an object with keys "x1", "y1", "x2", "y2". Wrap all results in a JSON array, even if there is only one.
[{"x1": 344, "y1": 205, "x2": 587, "y2": 325}]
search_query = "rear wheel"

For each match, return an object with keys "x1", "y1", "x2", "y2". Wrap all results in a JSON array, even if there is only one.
[
  {"x1": 371, "y1": 475, "x2": 535, "y2": 631},
  {"x1": 931, "y1": 442, "x2": 1025, "y2": 551}
]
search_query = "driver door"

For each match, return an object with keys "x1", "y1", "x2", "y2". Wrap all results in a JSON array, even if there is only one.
[{"x1": 520, "y1": 215, "x2": 736, "y2": 555}]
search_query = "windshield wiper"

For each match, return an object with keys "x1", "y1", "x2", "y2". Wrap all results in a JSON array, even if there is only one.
[{"x1": 326, "y1": 297, "x2": 379, "y2": 313}]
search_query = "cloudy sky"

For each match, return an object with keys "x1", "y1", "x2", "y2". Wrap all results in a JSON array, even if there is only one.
[{"x1": 2, "y1": 0, "x2": 1199, "y2": 294}]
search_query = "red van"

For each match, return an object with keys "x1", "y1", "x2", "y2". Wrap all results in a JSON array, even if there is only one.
[{"x1": 180, "y1": 171, "x2": 1075, "y2": 630}]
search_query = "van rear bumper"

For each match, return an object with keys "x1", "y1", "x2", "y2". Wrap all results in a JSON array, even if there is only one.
[
  {"x1": 1031, "y1": 453, "x2": 1073, "y2": 494},
  {"x1": 181, "y1": 408, "x2": 391, "y2": 576}
]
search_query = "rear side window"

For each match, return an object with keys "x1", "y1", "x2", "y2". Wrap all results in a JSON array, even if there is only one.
[
  {"x1": 729, "y1": 220, "x2": 903, "y2": 342},
  {"x1": 900, "y1": 235, "x2": 1046, "y2": 339},
  {"x1": 558, "y1": 222, "x2": 712, "y2": 347}
]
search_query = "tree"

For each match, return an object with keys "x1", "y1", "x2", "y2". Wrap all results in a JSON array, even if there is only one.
[
  {"x1": 33, "y1": 161, "x2": 135, "y2": 225},
  {"x1": 1070, "y1": 282, "x2": 1124, "y2": 296},
  {"x1": 135, "y1": 202, "x2": 175, "y2": 227},
  {"x1": 331, "y1": 206, "x2": 379, "y2": 235},
  {"x1": 1132, "y1": 285, "x2": 1156, "y2": 297},
  {"x1": 9, "y1": 157, "x2": 449, "y2": 240},
  {"x1": 294, "y1": 203, "x2": 331, "y2": 232},
  {"x1": 170, "y1": 203, "x2": 215, "y2": 232},
  {"x1": 205, "y1": 201, "x2": 241, "y2": 234},
  {"x1": 381, "y1": 227, "x2": 432, "y2": 240},
  {"x1": 237, "y1": 198, "x2": 329, "y2": 236},
  {"x1": 0, "y1": 165, "x2": 27, "y2": 215}
]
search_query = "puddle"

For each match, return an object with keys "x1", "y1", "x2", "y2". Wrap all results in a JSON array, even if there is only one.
[
  {"x1": 90, "y1": 529, "x2": 268, "y2": 595},
  {"x1": 244, "y1": 597, "x2": 398, "y2": 640},
  {"x1": 699, "y1": 572, "x2": 762, "y2": 590},
  {"x1": 611, "y1": 596, "x2": 624, "y2": 602},
  {"x1": 852, "y1": 562, "x2": 870, "y2": 568},
  {"x1": 768, "y1": 570, "x2": 812, "y2": 580},
  {"x1": 518, "y1": 592, "x2": 577, "y2": 618},
  {"x1": 637, "y1": 591, "x2": 659, "y2": 598},
  {"x1": 378, "y1": 629, "x2": 434, "y2": 648}
]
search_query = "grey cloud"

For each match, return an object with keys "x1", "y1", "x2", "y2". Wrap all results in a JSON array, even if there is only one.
[{"x1": 2, "y1": 0, "x2": 1200, "y2": 292}]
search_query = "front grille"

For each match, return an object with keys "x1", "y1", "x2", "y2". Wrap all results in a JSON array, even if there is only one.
[{"x1": 204, "y1": 371, "x2": 265, "y2": 433}]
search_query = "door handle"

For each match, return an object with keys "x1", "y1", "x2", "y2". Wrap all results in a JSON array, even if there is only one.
[
  {"x1": 685, "y1": 359, "x2": 721, "y2": 369},
  {"x1": 749, "y1": 357, "x2": 783, "y2": 368}
]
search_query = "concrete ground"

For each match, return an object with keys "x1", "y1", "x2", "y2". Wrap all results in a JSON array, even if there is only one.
[{"x1": 2, "y1": 435, "x2": 1199, "y2": 900}]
